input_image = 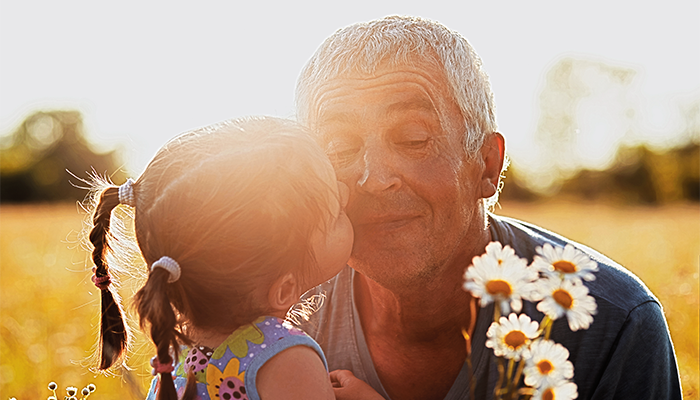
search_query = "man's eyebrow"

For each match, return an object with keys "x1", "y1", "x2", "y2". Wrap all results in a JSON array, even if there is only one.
[
  {"x1": 319, "y1": 98, "x2": 435, "y2": 124},
  {"x1": 386, "y1": 98, "x2": 436, "y2": 115},
  {"x1": 317, "y1": 112, "x2": 360, "y2": 126},
  {"x1": 315, "y1": 112, "x2": 359, "y2": 144}
]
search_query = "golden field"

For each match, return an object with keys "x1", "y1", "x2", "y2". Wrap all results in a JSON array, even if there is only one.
[{"x1": 1, "y1": 201, "x2": 698, "y2": 399}]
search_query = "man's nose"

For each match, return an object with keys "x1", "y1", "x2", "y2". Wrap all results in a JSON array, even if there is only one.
[{"x1": 356, "y1": 143, "x2": 402, "y2": 194}]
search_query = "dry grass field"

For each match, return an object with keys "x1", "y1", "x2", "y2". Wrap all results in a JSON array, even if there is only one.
[
  {"x1": 1, "y1": 201, "x2": 698, "y2": 399},
  {"x1": 0, "y1": 203, "x2": 153, "y2": 399}
]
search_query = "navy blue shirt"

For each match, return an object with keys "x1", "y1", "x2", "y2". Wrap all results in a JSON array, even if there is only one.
[{"x1": 300, "y1": 214, "x2": 682, "y2": 399}]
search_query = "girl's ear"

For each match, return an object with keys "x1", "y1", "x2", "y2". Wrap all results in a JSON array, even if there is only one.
[{"x1": 268, "y1": 272, "x2": 301, "y2": 314}]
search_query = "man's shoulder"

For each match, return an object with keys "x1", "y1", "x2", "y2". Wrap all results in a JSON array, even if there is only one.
[
  {"x1": 489, "y1": 214, "x2": 659, "y2": 314},
  {"x1": 489, "y1": 215, "x2": 681, "y2": 399}
]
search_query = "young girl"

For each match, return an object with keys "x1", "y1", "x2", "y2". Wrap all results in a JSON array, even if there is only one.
[{"x1": 86, "y1": 117, "x2": 382, "y2": 399}]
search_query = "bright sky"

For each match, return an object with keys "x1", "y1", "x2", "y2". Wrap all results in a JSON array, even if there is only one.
[{"x1": 1, "y1": 0, "x2": 698, "y2": 177}]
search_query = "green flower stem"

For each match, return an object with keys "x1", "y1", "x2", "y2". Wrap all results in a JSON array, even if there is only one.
[
  {"x1": 462, "y1": 328, "x2": 476, "y2": 400},
  {"x1": 537, "y1": 315, "x2": 552, "y2": 339},
  {"x1": 495, "y1": 357, "x2": 506, "y2": 400},
  {"x1": 510, "y1": 359, "x2": 526, "y2": 400},
  {"x1": 505, "y1": 358, "x2": 515, "y2": 397},
  {"x1": 467, "y1": 353, "x2": 475, "y2": 400},
  {"x1": 506, "y1": 358, "x2": 515, "y2": 381},
  {"x1": 544, "y1": 317, "x2": 553, "y2": 341},
  {"x1": 518, "y1": 386, "x2": 536, "y2": 400}
]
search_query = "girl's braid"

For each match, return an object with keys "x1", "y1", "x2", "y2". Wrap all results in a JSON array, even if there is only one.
[
  {"x1": 89, "y1": 187, "x2": 128, "y2": 369},
  {"x1": 135, "y1": 268, "x2": 186, "y2": 399}
]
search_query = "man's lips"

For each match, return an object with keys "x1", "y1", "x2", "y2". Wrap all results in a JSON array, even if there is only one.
[
  {"x1": 346, "y1": 194, "x2": 425, "y2": 232},
  {"x1": 352, "y1": 214, "x2": 421, "y2": 231}
]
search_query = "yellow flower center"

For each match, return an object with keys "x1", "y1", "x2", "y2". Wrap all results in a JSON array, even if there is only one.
[
  {"x1": 486, "y1": 279, "x2": 512, "y2": 297},
  {"x1": 537, "y1": 360, "x2": 554, "y2": 375},
  {"x1": 543, "y1": 388, "x2": 555, "y2": 400},
  {"x1": 552, "y1": 260, "x2": 576, "y2": 273},
  {"x1": 504, "y1": 330, "x2": 527, "y2": 349},
  {"x1": 553, "y1": 289, "x2": 574, "y2": 309}
]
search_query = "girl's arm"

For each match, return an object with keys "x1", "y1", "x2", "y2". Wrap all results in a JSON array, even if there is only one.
[{"x1": 256, "y1": 345, "x2": 335, "y2": 400}]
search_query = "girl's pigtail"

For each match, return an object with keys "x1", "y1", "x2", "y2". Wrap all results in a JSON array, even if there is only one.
[
  {"x1": 182, "y1": 370, "x2": 199, "y2": 400},
  {"x1": 135, "y1": 268, "x2": 183, "y2": 400},
  {"x1": 89, "y1": 187, "x2": 128, "y2": 370}
]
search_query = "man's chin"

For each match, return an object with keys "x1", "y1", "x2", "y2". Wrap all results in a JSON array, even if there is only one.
[{"x1": 350, "y1": 250, "x2": 433, "y2": 283}]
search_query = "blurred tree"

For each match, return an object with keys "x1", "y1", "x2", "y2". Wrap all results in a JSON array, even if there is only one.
[
  {"x1": 679, "y1": 143, "x2": 700, "y2": 201},
  {"x1": 499, "y1": 164, "x2": 541, "y2": 202},
  {"x1": 0, "y1": 110, "x2": 126, "y2": 203},
  {"x1": 679, "y1": 97, "x2": 700, "y2": 145},
  {"x1": 555, "y1": 143, "x2": 699, "y2": 204},
  {"x1": 557, "y1": 146, "x2": 659, "y2": 203},
  {"x1": 533, "y1": 57, "x2": 636, "y2": 188},
  {"x1": 509, "y1": 55, "x2": 700, "y2": 205}
]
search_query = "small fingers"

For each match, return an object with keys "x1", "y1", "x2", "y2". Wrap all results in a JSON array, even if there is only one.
[{"x1": 330, "y1": 369, "x2": 356, "y2": 388}]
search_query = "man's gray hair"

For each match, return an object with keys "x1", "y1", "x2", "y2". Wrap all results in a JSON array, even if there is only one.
[{"x1": 295, "y1": 15, "x2": 498, "y2": 157}]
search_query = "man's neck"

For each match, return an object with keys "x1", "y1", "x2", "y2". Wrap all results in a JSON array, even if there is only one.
[
  {"x1": 354, "y1": 257, "x2": 477, "y2": 342},
  {"x1": 352, "y1": 227, "x2": 490, "y2": 400},
  {"x1": 353, "y1": 224, "x2": 490, "y2": 339}
]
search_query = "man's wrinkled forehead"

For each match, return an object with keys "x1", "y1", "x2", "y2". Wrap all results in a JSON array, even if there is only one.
[
  {"x1": 307, "y1": 59, "x2": 460, "y2": 132},
  {"x1": 305, "y1": 51, "x2": 439, "y2": 102}
]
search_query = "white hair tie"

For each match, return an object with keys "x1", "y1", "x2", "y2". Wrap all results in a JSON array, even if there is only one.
[
  {"x1": 118, "y1": 178, "x2": 136, "y2": 207},
  {"x1": 151, "y1": 256, "x2": 181, "y2": 283}
]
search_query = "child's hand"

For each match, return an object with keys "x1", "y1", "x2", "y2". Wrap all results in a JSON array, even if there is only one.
[{"x1": 330, "y1": 369, "x2": 385, "y2": 400}]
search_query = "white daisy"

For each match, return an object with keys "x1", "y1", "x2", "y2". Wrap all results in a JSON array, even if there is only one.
[
  {"x1": 536, "y1": 277, "x2": 597, "y2": 331},
  {"x1": 486, "y1": 313, "x2": 540, "y2": 361},
  {"x1": 463, "y1": 242, "x2": 538, "y2": 313},
  {"x1": 483, "y1": 241, "x2": 520, "y2": 266},
  {"x1": 524, "y1": 339, "x2": 574, "y2": 388},
  {"x1": 532, "y1": 380, "x2": 578, "y2": 400},
  {"x1": 532, "y1": 243, "x2": 598, "y2": 283}
]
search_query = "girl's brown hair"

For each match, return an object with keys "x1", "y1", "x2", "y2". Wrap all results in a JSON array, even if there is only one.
[{"x1": 87, "y1": 117, "x2": 337, "y2": 399}]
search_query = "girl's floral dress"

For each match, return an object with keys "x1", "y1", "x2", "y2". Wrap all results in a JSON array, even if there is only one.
[{"x1": 146, "y1": 316, "x2": 327, "y2": 400}]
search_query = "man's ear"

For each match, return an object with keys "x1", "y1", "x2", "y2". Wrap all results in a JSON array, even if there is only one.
[
  {"x1": 268, "y1": 272, "x2": 301, "y2": 314},
  {"x1": 480, "y1": 132, "x2": 506, "y2": 199}
]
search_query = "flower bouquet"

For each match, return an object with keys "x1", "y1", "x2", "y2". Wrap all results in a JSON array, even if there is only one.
[{"x1": 462, "y1": 242, "x2": 599, "y2": 400}]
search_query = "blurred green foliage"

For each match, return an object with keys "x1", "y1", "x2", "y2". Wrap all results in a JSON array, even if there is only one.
[
  {"x1": 501, "y1": 56, "x2": 699, "y2": 205},
  {"x1": 0, "y1": 110, "x2": 126, "y2": 203},
  {"x1": 558, "y1": 143, "x2": 699, "y2": 203},
  {"x1": 501, "y1": 142, "x2": 700, "y2": 204}
]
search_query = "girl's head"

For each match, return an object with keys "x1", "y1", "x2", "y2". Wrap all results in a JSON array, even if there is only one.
[{"x1": 88, "y1": 117, "x2": 352, "y2": 379}]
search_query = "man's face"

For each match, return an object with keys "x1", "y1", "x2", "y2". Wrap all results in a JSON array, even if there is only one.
[{"x1": 309, "y1": 61, "x2": 490, "y2": 289}]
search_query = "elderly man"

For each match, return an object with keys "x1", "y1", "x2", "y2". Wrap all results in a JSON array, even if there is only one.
[{"x1": 297, "y1": 16, "x2": 681, "y2": 400}]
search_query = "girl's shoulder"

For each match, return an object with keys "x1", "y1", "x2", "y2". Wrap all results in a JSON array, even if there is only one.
[{"x1": 146, "y1": 316, "x2": 326, "y2": 400}]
